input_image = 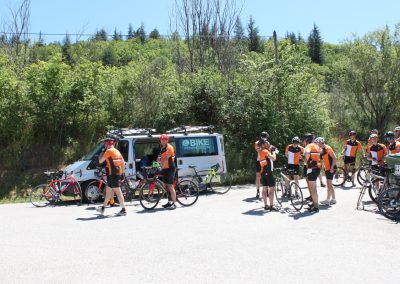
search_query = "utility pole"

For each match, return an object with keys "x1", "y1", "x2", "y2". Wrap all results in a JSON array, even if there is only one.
[{"x1": 273, "y1": 30, "x2": 278, "y2": 65}]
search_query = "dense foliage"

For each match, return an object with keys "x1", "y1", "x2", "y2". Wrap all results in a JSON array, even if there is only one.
[{"x1": 1, "y1": 22, "x2": 400, "y2": 199}]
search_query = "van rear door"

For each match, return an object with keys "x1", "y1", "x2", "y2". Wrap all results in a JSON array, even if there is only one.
[{"x1": 175, "y1": 135, "x2": 226, "y2": 177}]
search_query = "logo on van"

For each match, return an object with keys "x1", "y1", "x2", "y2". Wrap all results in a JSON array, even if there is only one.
[
  {"x1": 182, "y1": 140, "x2": 190, "y2": 147},
  {"x1": 182, "y1": 139, "x2": 210, "y2": 148}
]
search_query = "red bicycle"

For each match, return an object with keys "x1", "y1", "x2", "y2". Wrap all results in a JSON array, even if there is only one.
[{"x1": 30, "y1": 170, "x2": 82, "y2": 207}]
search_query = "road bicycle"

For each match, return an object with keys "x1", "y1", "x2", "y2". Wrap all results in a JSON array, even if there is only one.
[
  {"x1": 85, "y1": 167, "x2": 139, "y2": 203},
  {"x1": 332, "y1": 157, "x2": 369, "y2": 186},
  {"x1": 139, "y1": 166, "x2": 200, "y2": 210},
  {"x1": 356, "y1": 167, "x2": 384, "y2": 209},
  {"x1": 377, "y1": 166, "x2": 400, "y2": 221},
  {"x1": 274, "y1": 167, "x2": 304, "y2": 211},
  {"x1": 186, "y1": 163, "x2": 232, "y2": 194},
  {"x1": 30, "y1": 170, "x2": 82, "y2": 207}
]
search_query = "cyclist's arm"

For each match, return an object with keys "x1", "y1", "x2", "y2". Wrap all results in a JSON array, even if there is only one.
[
  {"x1": 329, "y1": 151, "x2": 337, "y2": 172},
  {"x1": 99, "y1": 151, "x2": 107, "y2": 164},
  {"x1": 268, "y1": 151, "x2": 276, "y2": 161}
]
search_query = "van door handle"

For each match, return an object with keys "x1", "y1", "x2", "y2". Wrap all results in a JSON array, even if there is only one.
[
  {"x1": 129, "y1": 163, "x2": 133, "y2": 169},
  {"x1": 178, "y1": 160, "x2": 183, "y2": 165}
]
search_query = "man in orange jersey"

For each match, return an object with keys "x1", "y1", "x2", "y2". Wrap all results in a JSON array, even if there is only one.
[
  {"x1": 395, "y1": 126, "x2": 400, "y2": 142},
  {"x1": 254, "y1": 131, "x2": 269, "y2": 199},
  {"x1": 341, "y1": 130, "x2": 365, "y2": 187},
  {"x1": 158, "y1": 134, "x2": 177, "y2": 210},
  {"x1": 285, "y1": 136, "x2": 304, "y2": 195},
  {"x1": 385, "y1": 131, "x2": 400, "y2": 155},
  {"x1": 367, "y1": 134, "x2": 388, "y2": 167},
  {"x1": 258, "y1": 140, "x2": 278, "y2": 211},
  {"x1": 303, "y1": 133, "x2": 321, "y2": 212},
  {"x1": 96, "y1": 138, "x2": 126, "y2": 216},
  {"x1": 316, "y1": 137, "x2": 337, "y2": 206}
]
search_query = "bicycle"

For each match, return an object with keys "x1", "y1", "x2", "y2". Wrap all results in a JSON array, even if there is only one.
[
  {"x1": 377, "y1": 166, "x2": 400, "y2": 221},
  {"x1": 274, "y1": 167, "x2": 304, "y2": 211},
  {"x1": 356, "y1": 167, "x2": 384, "y2": 209},
  {"x1": 186, "y1": 163, "x2": 233, "y2": 194},
  {"x1": 139, "y1": 166, "x2": 200, "y2": 210},
  {"x1": 30, "y1": 170, "x2": 82, "y2": 207},
  {"x1": 332, "y1": 157, "x2": 369, "y2": 186}
]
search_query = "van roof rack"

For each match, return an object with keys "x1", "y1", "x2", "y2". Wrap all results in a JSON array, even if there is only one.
[
  {"x1": 107, "y1": 128, "x2": 156, "y2": 138},
  {"x1": 166, "y1": 125, "x2": 215, "y2": 135}
]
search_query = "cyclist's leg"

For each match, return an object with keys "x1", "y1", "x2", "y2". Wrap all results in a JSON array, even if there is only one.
[
  {"x1": 112, "y1": 187, "x2": 126, "y2": 210},
  {"x1": 307, "y1": 168, "x2": 320, "y2": 209},
  {"x1": 255, "y1": 161, "x2": 261, "y2": 197},
  {"x1": 164, "y1": 168, "x2": 177, "y2": 204},
  {"x1": 326, "y1": 170, "x2": 335, "y2": 202}
]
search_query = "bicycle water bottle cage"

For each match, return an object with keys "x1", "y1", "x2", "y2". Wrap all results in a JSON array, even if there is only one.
[{"x1": 152, "y1": 161, "x2": 161, "y2": 168}]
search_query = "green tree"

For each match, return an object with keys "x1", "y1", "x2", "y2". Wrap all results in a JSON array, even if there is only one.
[
  {"x1": 94, "y1": 29, "x2": 108, "y2": 41},
  {"x1": 308, "y1": 23, "x2": 323, "y2": 64},
  {"x1": 62, "y1": 33, "x2": 74, "y2": 65},
  {"x1": 112, "y1": 28, "x2": 123, "y2": 41},
  {"x1": 127, "y1": 24, "x2": 134, "y2": 40},
  {"x1": 149, "y1": 28, "x2": 161, "y2": 39},
  {"x1": 247, "y1": 16, "x2": 263, "y2": 53},
  {"x1": 135, "y1": 24, "x2": 146, "y2": 43},
  {"x1": 234, "y1": 16, "x2": 245, "y2": 41}
]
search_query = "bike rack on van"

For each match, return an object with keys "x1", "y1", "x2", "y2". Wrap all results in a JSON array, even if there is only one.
[
  {"x1": 107, "y1": 128, "x2": 157, "y2": 138},
  {"x1": 166, "y1": 125, "x2": 215, "y2": 135}
]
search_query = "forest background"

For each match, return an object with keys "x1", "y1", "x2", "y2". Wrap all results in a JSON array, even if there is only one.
[{"x1": 1, "y1": 0, "x2": 400, "y2": 201}]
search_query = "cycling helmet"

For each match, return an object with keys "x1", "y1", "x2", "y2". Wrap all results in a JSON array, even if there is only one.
[
  {"x1": 395, "y1": 126, "x2": 400, "y2": 132},
  {"x1": 260, "y1": 131, "x2": 269, "y2": 139},
  {"x1": 369, "y1": 133, "x2": 378, "y2": 139},
  {"x1": 371, "y1": 129, "x2": 379, "y2": 134},
  {"x1": 292, "y1": 136, "x2": 301, "y2": 143},
  {"x1": 258, "y1": 139, "x2": 267, "y2": 147},
  {"x1": 303, "y1": 133, "x2": 314, "y2": 143},
  {"x1": 349, "y1": 130, "x2": 357, "y2": 136},
  {"x1": 103, "y1": 137, "x2": 116, "y2": 147},
  {"x1": 384, "y1": 131, "x2": 395, "y2": 140},
  {"x1": 160, "y1": 133, "x2": 169, "y2": 141},
  {"x1": 315, "y1": 137, "x2": 325, "y2": 144}
]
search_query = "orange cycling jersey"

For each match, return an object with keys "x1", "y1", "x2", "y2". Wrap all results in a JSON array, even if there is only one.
[
  {"x1": 321, "y1": 145, "x2": 335, "y2": 171},
  {"x1": 103, "y1": 148, "x2": 124, "y2": 176},
  {"x1": 344, "y1": 139, "x2": 362, "y2": 157},
  {"x1": 259, "y1": 149, "x2": 273, "y2": 172},
  {"x1": 388, "y1": 141, "x2": 400, "y2": 155},
  {"x1": 254, "y1": 140, "x2": 262, "y2": 161},
  {"x1": 367, "y1": 143, "x2": 387, "y2": 166},
  {"x1": 160, "y1": 143, "x2": 176, "y2": 169},
  {"x1": 305, "y1": 143, "x2": 321, "y2": 169},
  {"x1": 285, "y1": 144, "x2": 304, "y2": 165}
]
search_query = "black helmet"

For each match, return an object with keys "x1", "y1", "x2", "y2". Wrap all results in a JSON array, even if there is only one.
[
  {"x1": 303, "y1": 133, "x2": 314, "y2": 143},
  {"x1": 292, "y1": 136, "x2": 301, "y2": 143},
  {"x1": 385, "y1": 131, "x2": 395, "y2": 140},
  {"x1": 260, "y1": 131, "x2": 269, "y2": 139},
  {"x1": 258, "y1": 139, "x2": 267, "y2": 147}
]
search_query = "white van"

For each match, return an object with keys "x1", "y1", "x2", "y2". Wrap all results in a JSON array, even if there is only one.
[{"x1": 63, "y1": 126, "x2": 227, "y2": 197}]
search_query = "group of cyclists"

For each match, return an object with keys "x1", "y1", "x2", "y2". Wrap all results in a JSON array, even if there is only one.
[
  {"x1": 96, "y1": 133, "x2": 177, "y2": 216},
  {"x1": 254, "y1": 127, "x2": 400, "y2": 213}
]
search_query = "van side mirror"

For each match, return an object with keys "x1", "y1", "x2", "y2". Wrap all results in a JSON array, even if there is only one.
[{"x1": 92, "y1": 154, "x2": 99, "y2": 166}]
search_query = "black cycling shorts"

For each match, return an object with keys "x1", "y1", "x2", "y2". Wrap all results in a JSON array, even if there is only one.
[
  {"x1": 107, "y1": 175, "x2": 121, "y2": 188},
  {"x1": 344, "y1": 156, "x2": 356, "y2": 166},
  {"x1": 325, "y1": 170, "x2": 334, "y2": 180},
  {"x1": 303, "y1": 165, "x2": 307, "y2": 178},
  {"x1": 307, "y1": 168, "x2": 320, "y2": 181},
  {"x1": 162, "y1": 168, "x2": 176, "y2": 185},
  {"x1": 287, "y1": 164, "x2": 300, "y2": 175},
  {"x1": 256, "y1": 161, "x2": 261, "y2": 173},
  {"x1": 262, "y1": 171, "x2": 275, "y2": 187}
]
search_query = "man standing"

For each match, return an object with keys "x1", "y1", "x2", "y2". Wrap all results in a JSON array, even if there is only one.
[
  {"x1": 254, "y1": 131, "x2": 269, "y2": 199},
  {"x1": 341, "y1": 131, "x2": 365, "y2": 187},
  {"x1": 258, "y1": 140, "x2": 278, "y2": 211},
  {"x1": 385, "y1": 131, "x2": 400, "y2": 155},
  {"x1": 285, "y1": 136, "x2": 304, "y2": 194},
  {"x1": 158, "y1": 134, "x2": 177, "y2": 210},
  {"x1": 316, "y1": 137, "x2": 337, "y2": 206},
  {"x1": 303, "y1": 133, "x2": 321, "y2": 212},
  {"x1": 97, "y1": 138, "x2": 126, "y2": 216}
]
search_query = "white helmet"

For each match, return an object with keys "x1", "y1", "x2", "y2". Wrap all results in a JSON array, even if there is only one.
[{"x1": 315, "y1": 137, "x2": 325, "y2": 144}]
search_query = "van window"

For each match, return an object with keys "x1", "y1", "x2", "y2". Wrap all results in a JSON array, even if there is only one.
[
  {"x1": 175, "y1": 137, "x2": 218, "y2": 157},
  {"x1": 117, "y1": 140, "x2": 129, "y2": 161}
]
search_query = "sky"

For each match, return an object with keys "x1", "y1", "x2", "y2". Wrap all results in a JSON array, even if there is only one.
[{"x1": 0, "y1": 0, "x2": 400, "y2": 44}]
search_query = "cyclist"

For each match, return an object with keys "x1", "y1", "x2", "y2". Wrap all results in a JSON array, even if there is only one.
[
  {"x1": 258, "y1": 140, "x2": 278, "y2": 211},
  {"x1": 367, "y1": 134, "x2": 388, "y2": 167},
  {"x1": 367, "y1": 129, "x2": 379, "y2": 146},
  {"x1": 303, "y1": 133, "x2": 321, "y2": 212},
  {"x1": 285, "y1": 136, "x2": 304, "y2": 195},
  {"x1": 395, "y1": 126, "x2": 400, "y2": 142},
  {"x1": 385, "y1": 131, "x2": 400, "y2": 155},
  {"x1": 158, "y1": 134, "x2": 177, "y2": 210},
  {"x1": 96, "y1": 138, "x2": 127, "y2": 216},
  {"x1": 254, "y1": 131, "x2": 269, "y2": 199},
  {"x1": 341, "y1": 130, "x2": 365, "y2": 187},
  {"x1": 316, "y1": 137, "x2": 337, "y2": 206}
]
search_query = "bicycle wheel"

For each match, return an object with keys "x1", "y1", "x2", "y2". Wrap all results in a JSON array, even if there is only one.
[
  {"x1": 62, "y1": 181, "x2": 82, "y2": 206},
  {"x1": 332, "y1": 167, "x2": 346, "y2": 186},
  {"x1": 85, "y1": 181, "x2": 103, "y2": 203},
  {"x1": 121, "y1": 176, "x2": 138, "y2": 202},
  {"x1": 368, "y1": 178, "x2": 383, "y2": 203},
  {"x1": 176, "y1": 179, "x2": 199, "y2": 206},
  {"x1": 30, "y1": 184, "x2": 55, "y2": 207},
  {"x1": 356, "y1": 166, "x2": 368, "y2": 185},
  {"x1": 139, "y1": 181, "x2": 161, "y2": 210},
  {"x1": 274, "y1": 181, "x2": 284, "y2": 205},
  {"x1": 209, "y1": 173, "x2": 232, "y2": 194},
  {"x1": 377, "y1": 186, "x2": 400, "y2": 221},
  {"x1": 289, "y1": 182, "x2": 303, "y2": 211}
]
